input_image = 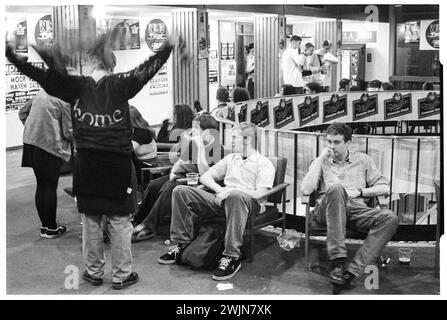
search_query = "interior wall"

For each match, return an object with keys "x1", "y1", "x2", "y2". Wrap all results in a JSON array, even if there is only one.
[
  {"x1": 342, "y1": 20, "x2": 390, "y2": 82},
  {"x1": 5, "y1": 9, "x2": 51, "y2": 148},
  {"x1": 208, "y1": 19, "x2": 219, "y2": 110}
]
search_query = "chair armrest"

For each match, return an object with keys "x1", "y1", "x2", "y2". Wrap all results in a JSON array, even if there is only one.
[
  {"x1": 252, "y1": 183, "x2": 289, "y2": 201},
  {"x1": 157, "y1": 142, "x2": 177, "y2": 151}
]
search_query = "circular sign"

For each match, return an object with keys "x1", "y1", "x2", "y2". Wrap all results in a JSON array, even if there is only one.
[
  {"x1": 35, "y1": 15, "x2": 53, "y2": 48},
  {"x1": 425, "y1": 20, "x2": 439, "y2": 49},
  {"x1": 145, "y1": 19, "x2": 167, "y2": 52}
]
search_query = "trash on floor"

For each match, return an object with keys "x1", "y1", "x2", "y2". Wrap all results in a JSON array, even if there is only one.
[
  {"x1": 216, "y1": 283, "x2": 233, "y2": 291},
  {"x1": 277, "y1": 229, "x2": 301, "y2": 251},
  {"x1": 164, "y1": 240, "x2": 171, "y2": 246}
]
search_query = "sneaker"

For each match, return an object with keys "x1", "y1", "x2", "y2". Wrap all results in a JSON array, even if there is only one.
[
  {"x1": 43, "y1": 225, "x2": 68, "y2": 239},
  {"x1": 158, "y1": 243, "x2": 187, "y2": 264},
  {"x1": 213, "y1": 256, "x2": 241, "y2": 281},
  {"x1": 40, "y1": 227, "x2": 47, "y2": 238},
  {"x1": 112, "y1": 272, "x2": 139, "y2": 290},
  {"x1": 82, "y1": 271, "x2": 103, "y2": 286}
]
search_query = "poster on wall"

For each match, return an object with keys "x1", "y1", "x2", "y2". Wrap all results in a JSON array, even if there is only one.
[
  {"x1": 198, "y1": 11, "x2": 209, "y2": 60},
  {"x1": 146, "y1": 19, "x2": 167, "y2": 53},
  {"x1": 149, "y1": 63, "x2": 168, "y2": 95},
  {"x1": 418, "y1": 92, "x2": 440, "y2": 118},
  {"x1": 220, "y1": 42, "x2": 228, "y2": 60},
  {"x1": 220, "y1": 60, "x2": 236, "y2": 87},
  {"x1": 107, "y1": 19, "x2": 140, "y2": 50},
  {"x1": 6, "y1": 17, "x2": 28, "y2": 53},
  {"x1": 209, "y1": 50, "x2": 218, "y2": 84},
  {"x1": 403, "y1": 21, "x2": 420, "y2": 43},
  {"x1": 273, "y1": 98, "x2": 294, "y2": 129},
  {"x1": 384, "y1": 93, "x2": 412, "y2": 120},
  {"x1": 5, "y1": 63, "x2": 43, "y2": 112},
  {"x1": 323, "y1": 94, "x2": 348, "y2": 122},
  {"x1": 251, "y1": 101, "x2": 270, "y2": 127},
  {"x1": 352, "y1": 93, "x2": 378, "y2": 121},
  {"x1": 238, "y1": 103, "x2": 247, "y2": 122},
  {"x1": 420, "y1": 20, "x2": 439, "y2": 50},
  {"x1": 34, "y1": 15, "x2": 53, "y2": 48},
  {"x1": 298, "y1": 96, "x2": 319, "y2": 126}
]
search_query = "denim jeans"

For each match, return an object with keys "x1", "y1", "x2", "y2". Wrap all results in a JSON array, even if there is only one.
[
  {"x1": 314, "y1": 184, "x2": 398, "y2": 277},
  {"x1": 82, "y1": 214, "x2": 133, "y2": 282},
  {"x1": 170, "y1": 185, "x2": 260, "y2": 259}
]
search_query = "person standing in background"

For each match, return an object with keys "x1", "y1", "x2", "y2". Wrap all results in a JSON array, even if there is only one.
[
  {"x1": 281, "y1": 35, "x2": 305, "y2": 94},
  {"x1": 245, "y1": 43, "x2": 255, "y2": 99},
  {"x1": 315, "y1": 40, "x2": 339, "y2": 92},
  {"x1": 19, "y1": 88, "x2": 73, "y2": 239}
]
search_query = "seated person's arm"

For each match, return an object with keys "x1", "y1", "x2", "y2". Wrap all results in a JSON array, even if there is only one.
[
  {"x1": 301, "y1": 149, "x2": 328, "y2": 195},
  {"x1": 169, "y1": 158, "x2": 186, "y2": 181},
  {"x1": 199, "y1": 156, "x2": 229, "y2": 194},
  {"x1": 132, "y1": 140, "x2": 140, "y2": 151},
  {"x1": 362, "y1": 157, "x2": 390, "y2": 197}
]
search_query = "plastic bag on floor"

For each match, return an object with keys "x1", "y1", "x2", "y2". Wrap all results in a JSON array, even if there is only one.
[{"x1": 277, "y1": 229, "x2": 301, "y2": 251}]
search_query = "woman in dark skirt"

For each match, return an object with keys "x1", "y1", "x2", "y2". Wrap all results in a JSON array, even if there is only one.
[
  {"x1": 19, "y1": 88, "x2": 73, "y2": 238},
  {"x1": 6, "y1": 33, "x2": 186, "y2": 290}
]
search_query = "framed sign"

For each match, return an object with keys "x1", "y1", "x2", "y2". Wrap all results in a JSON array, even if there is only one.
[
  {"x1": 323, "y1": 94, "x2": 347, "y2": 122},
  {"x1": 146, "y1": 19, "x2": 167, "y2": 52},
  {"x1": 352, "y1": 93, "x2": 378, "y2": 121},
  {"x1": 420, "y1": 20, "x2": 439, "y2": 50},
  {"x1": 251, "y1": 101, "x2": 270, "y2": 127},
  {"x1": 418, "y1": 92, "x2": 440, "y2": 118},
  {"x1": 273, "y1": 98, "x2": 294, "y2": 129},
  {"x1": 11, "y1": 18, "x2": 28, "y2": 53},
  {"x1": 298, "y1": 96, "x2": 319, "y2": 126},
  {"x1": 384, "y1": 93, "x2": 412, "y2": 120},
  {"x1": 238, "y1": 103, "x2": 247, "y2": 123},
  {"x1": 108, "y1": 19, "x2": 140, "y2": 50}
]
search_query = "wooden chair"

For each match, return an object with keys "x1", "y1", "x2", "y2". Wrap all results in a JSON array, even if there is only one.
[
  {"x1": 301, "y1": 190, "x2": 380, "y2": 270},
  {"x1": 246, "y1": 157, "x2": 289, "y2": 262}
]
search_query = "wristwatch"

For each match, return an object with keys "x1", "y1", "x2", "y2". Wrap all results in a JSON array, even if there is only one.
[{"x1": 357, "y1": 188, "x2": 364, "y2": 197}]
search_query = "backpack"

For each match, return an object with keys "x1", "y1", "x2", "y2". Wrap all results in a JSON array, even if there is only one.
[{"x1": 180, "y1": 219, "x2": 226, "y2": 270}]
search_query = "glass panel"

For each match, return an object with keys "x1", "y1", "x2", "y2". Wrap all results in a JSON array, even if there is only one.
[
  {"x1": 416, "y1": 138, "x2": 441, "y2": 225},
  {"x1": 277, "y1": 132, "x2": 296, "y2": 215},
  {"x1": 368, "y1": 138, "x2": 393, "y2": 181},
  {"x1": 349, "y1": 136, "x2": 367, "y2": 153},
  {"x1": 296, "y1": 134, "x2": 318, "y2": 216},
  {"x1": 391, "y1": 138, "x2": 418, "y2": 225}
]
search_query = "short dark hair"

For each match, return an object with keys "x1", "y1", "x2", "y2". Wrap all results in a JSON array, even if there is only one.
[
  {"x1": 422, "y1": 82, "x2": 434, "y2": 90},
  {"x1": 193, "y1": 100, "x2": 202, "y2": 113},
  {"x1": 194, "y1": 113, "x2": 219, "y2": 131},
  {"x1": 290, "y1": 35, "x2": 302, "y2": 42},
  {"x1": 322, "y1": 40, "x2": 331, "y2": 47},
  {"x1": 326, "y1": 123, "x2": 353, "y2": 143},
  {"x1": 173, "y1": 104, "x2": 195, "y2": 129},
  {"x1": 381, "y1": 82, "x2": 394, "y2": 91},
  {"x1": 306, "y1": 82, "x2": 323, "y2": 93},
  {"x1": 305, "y1": 42, "x2": 315, "y2": 50},
  {"x1": 233, "y1": 87, "x2": 251, "y2": 102},
  {"x1": 339, "y1": 78, "x2": 350, "y2": 90},
  {"x1": 216, "y1": 87, "x2": 229, "y2": 102},
  {"x1": 282, "y1": 84, "x2": 295, "y2": 96}
]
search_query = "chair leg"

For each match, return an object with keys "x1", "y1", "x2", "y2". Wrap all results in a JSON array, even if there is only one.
[
  {"x1": 248, "y1": 212, "x2": 254, "y2": 263},
  {"x1": 305, "y1": 205, "x2": 311, "y2": 271}
]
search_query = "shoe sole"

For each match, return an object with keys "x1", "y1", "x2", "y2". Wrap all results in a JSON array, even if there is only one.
[
  {"x1": 112, "y1": 277, "x2": 139, "y2": 290},
  {"x1": 158, "y1": 258, "x2": 176, "y2": 265},
  {"x1": 212, "y1": 263, "x2": 241, "y2": 281},
  {"x1": 329, "y1": 277, "x2": 346, "y2": 286},
  {"x1": 82, "y1": 274, "x2": 103, "y2": 286},
  {"x1": 42, "y1": 230, "x2": 68, "y2": 239},
  {"x1": 131, "y1": 233, "x2": 155, "y2": 243}
]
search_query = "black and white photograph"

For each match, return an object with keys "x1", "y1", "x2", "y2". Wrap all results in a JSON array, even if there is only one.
[{"x1": 1, "y1": 0, "x2": 444, "y2": 304}]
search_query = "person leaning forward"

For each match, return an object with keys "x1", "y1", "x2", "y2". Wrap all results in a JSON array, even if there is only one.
[
  {"x1": 301, "y1": 122, "x2": 398, "y2": 289},
  {"x1": 158, "y1": 123, "x2": 275, "y2": 281}
]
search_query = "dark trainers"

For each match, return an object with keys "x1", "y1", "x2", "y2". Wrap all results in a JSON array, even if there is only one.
[
  {"x1": 158, "y1": 243, "x2": 187, "y2": 264},
  {"x1": 329, "y1": 266, "x2": 347, "y2": 285},
  {"x1": 40, "y1": 227, "x2": 47, "y2": 238},
  {"x1": 213, "y1": 256, "x2": 241, "y2": 281},
  {"x1": 82, "y1": 271, "x2": 103, "y2": 286},
  {"x1": 112, "y1": 272, "x2": 139, "y2": 290},
  {"x1": 43, "y1": 225, "x2": 68, "y2": 239}
]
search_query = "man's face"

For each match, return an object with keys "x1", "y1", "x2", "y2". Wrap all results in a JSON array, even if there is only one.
[
  {"x1": 326, "y1": 133, "x2": 349, "y2": 158},
  {"x1": 231, "y1": 130, "x2": 253, "y2": 154},
  {"x1": 291, "y1": 40, "x2": 300, "y2": 49},
  {"x1": 305, "y1": 46, "x2": 314, "y2": 56},
  {"x1": 323, "y1": 44, "x2": 331, "y2": 53}
]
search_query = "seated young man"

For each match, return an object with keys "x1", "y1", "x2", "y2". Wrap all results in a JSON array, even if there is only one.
[
  {"x1": 132, "y1": 113, "x2": 221, "y2": 241},
  {"x1": 158, "y1": 123, "x2": 275, "y2": 281},
  {"x1": 301, "y1": 123, "x2": 398, "y2": 287}
]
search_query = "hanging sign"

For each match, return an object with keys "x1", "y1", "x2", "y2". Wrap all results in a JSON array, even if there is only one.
[
  {"x1": 274, "y1": 98, "x2": 295, "y2": 129},
  {"x1": 146, "y1": 19, "x2": 167, "y2": 53},
  {"x1": 251, "y1": 101, "x2": 270, "y2": 127},
  {"x1": 323, "y1": 94, "x2": 348, "y2": 122},
  {"x1": 298, "y1": 96, "x2": 319, "y2": 126},
  {"x1": 384, "y1": 93, "x2": 412, "y2": 120},
  {"x1": 352, "y1": 93, "x2": 378, "y2": 121},
  {"x1": 35, "y1": 15, "x2": 53, "y2": 48},
  {"x1": 418, "y1": 92, "x2": 440, "y2": 118},
  {"x1": 420, "y1": 20, "x2": 439, "y2": 50}
]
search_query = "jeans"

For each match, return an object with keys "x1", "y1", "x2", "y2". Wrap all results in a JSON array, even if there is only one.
[
  {"x1": 314, "y1": 184, "x2": 398, "y2": 276},
  {"x1": 170, "y1": 185, "x2": 260, "y2": 259},
  {"x1": 82, "y1": 214, "x2": 133, "y2": 282}
]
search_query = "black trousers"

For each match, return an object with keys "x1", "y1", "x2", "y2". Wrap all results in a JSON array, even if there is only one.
[
  {"x1": 24, "y1": 145, "x2": 63, "y2": 229},
  {"x1": 133, "y1": 175, "x2": 178, "y2": 233}
]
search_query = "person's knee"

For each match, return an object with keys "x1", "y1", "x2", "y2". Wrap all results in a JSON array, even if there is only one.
[
  {"x1": 326, "y1": 184, "x2": 345, "y2": 195},
  {"x1": 226, "y1": 191, "x2": 251, "y2": 203},
  {"x1": 381, "y1": 209, "x2": 399, "y2": 230}
]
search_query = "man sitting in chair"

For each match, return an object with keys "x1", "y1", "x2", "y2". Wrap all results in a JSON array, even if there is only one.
[
  {"x1": 301, "y1": 122, "x2": 398, "y2": 288},
  {"x1": 158, "y1": 123, "x2": 275, "y2": 281}
]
